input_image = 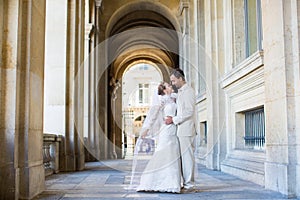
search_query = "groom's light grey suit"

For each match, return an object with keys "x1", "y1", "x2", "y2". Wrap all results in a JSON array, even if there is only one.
[{"x1": 172, "y1": 83, "x2": 196, "y2": 188}]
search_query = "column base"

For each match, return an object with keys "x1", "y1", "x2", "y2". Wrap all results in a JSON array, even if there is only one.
[
  {"x1": 19, "y1": 164, "x2": 45, "y2": 199},
  {"x1": 0, "y1": 164, "x2": 16, "y2": 199}
]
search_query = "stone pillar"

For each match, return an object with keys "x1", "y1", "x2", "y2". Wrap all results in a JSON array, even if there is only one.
[
  {"x1": 116, "y1": 83, "x2": 123, "y2": 158},
  {"x1": 83, "y1": 21, "x2": 93, "y2": 153},
  {"x1": 88, "y1": 27, "x2": 96, "y2": 159},
  {"x1": 83, "y1": 22, "x2": 98, "y2": 160},
  {"x1": 63, "y1": 0, "x2": 85, "y2": 171},
  {"x1": 204, "y1": 0, "x2": 220, "y2": 170},
  {"x1": 262, "y1": 0, "x2": 300, "y2": 197},
  {"x1": 63, "y1": 0, "x2": 77, "y2": 171},
  {"x1": 0, "y1": 0, "x2": 20, "y2": 199},
  {"x1": 111, "y1": 80, "x2": 122, "y2": 158},
  {"x1": 17, "y1": 0, "x2": 46, "y2": 198},
  {"x1": 179, "y1": 1, "x2": 190, "y2": 79},
  {"x1": 202, "y1": 0, "x2": 227, "y2": 170},
  {"x1": 95, "y1": 0, "x2": 109, "y2": 160},
  {"x1": 75, "y1": 0, "x2": 85, "y2": 171},
  {"x1": 215, "y1": 0, "x2": 227, "y2": 169},
  {"x1": 83, "y1": 1, "x2": 97, "y2": 160}
]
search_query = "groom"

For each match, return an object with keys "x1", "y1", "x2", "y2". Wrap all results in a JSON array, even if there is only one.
[{"x1": 165, "y1": 68, "x2": 196, "y2": 191}]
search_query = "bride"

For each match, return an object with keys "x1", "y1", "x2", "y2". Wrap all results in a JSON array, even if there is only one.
[{"x1": 134, "y1": 82, "x2": 181, "y2": 193}]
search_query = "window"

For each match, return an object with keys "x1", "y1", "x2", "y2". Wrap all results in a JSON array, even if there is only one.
[
  {"x1": 244, "y1": 108, "x2": 265, "y2": 149},
  {"x1": 197, "y1": 0, "x2": 206, "y2": 95},
  {"x1": 244, "y1": 0, "x2": 262, "y2": 57},
  {"x1": 200, "y1": 121, "x2": 207, "y2": 145},
  {"x1": 139, "y1": 64, "x2": 149, "y2": 71},
  {"x1": 232, "y1": 0, "x2": 263, "y2": 65},
  {"x1": 138, "y1": 83, "x2": 149, "y2": 104}
]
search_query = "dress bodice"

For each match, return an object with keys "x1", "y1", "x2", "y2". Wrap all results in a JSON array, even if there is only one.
[{"x1": 163, "y1": 100, "x2": 177, "y2": 117}]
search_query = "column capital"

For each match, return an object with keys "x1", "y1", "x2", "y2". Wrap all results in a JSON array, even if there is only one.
[{"x1": 95, "y1": 0, "x2": 102, "y2": 7}]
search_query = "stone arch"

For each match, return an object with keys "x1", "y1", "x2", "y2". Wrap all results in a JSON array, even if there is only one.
[
  {"x1": 104, "y1": 0, "x2": 180, "y2": 159},
  {"x1": 105, "y1": 0, "x2": 181, "y2": 38}
]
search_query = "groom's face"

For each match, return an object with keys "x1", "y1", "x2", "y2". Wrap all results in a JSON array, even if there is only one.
[{"x1": 170, "y1": 74, "x2": 182, "y2": 89}]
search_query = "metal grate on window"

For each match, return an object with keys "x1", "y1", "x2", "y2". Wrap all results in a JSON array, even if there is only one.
[{"x1": 244, "y1": 108, "x2": 265, "y2": 149}]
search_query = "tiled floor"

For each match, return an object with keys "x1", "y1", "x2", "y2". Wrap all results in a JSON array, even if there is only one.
[{"x1": 34, "y1": 160, "x2": 291, "y2": 200}]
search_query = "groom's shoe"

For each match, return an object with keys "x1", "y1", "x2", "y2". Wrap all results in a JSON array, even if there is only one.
[
  {"x1": 181, "y1": 186, "x2": 195, "y2": 193},
  {"x1": 183, "y1": 184, "x2": 194, "y2": 189}
]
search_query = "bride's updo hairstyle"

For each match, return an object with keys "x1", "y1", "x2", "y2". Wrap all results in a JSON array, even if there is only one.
[{"x1": 158, "y1": 82, "x2": 166, "y2": 95}]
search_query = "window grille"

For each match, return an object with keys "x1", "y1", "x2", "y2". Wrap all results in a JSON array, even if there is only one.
[{"x1": 244, "y1": 108, "x2": 265, "y2": 149}]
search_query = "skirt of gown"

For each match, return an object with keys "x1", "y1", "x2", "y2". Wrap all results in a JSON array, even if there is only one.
[{"x1": 136, "y1": 124, "x2": 181, "y2": 193}]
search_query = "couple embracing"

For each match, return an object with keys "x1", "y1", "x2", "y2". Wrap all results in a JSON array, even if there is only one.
[{"x1": 134, "y1": 68, "x2": 197, "y2": 193}]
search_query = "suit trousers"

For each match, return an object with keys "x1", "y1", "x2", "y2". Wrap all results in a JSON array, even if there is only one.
[{"x1": 178, "y1": 135, "x2": 195, "y2": 188}]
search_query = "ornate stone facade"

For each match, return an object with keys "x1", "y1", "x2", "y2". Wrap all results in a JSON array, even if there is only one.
[{"x1": 0, "y1": 0, "x2": 299, "y2": 199}]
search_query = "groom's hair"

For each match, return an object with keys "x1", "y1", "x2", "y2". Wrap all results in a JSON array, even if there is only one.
[{"x1": 170, "y1": 68, "x2": 185, "y2": 81}]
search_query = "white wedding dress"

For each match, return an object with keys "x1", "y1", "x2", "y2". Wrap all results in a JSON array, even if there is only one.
[{"x1": 136, "y1": 97, "x2": 181, "y2": 193}]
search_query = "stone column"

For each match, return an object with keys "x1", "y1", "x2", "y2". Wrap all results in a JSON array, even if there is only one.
[
  {"x1": 203, "y1": 0, "x2": 227, "y2": 170},
  {"x1": 111, "y1": 80, "x2": 122, "y2": 159},
  {"x1": 82, "y1": 1, "x2": 97, "y2": 160},
  {"x1": 262, "y1": 0, "x2": 300, "y2": 197},
  {"x1": 116, "y1": 87, "x2": 122, "y2": 158},
  {"x1": 17, "y1": 0, "x2": 46, "y2": 198},
  {"x1": 0, "y1": 0, "x2": 20, "y2": 199},
  {"x1": 204, "y1": 0, "x2": 218, "y2": 170},
  {"x1": 75, "y1": 0, "x2": 85, "y2": 171},
  {"x1": 179, "y1": 1, "x2": 190, "y2": 79},
  {"x1": 63, "y1": 0, "x2": 85, "y2": 171},
  {"x1": 83, "y1": 22, "x2": 93, "y2": 154},
  {"x1": 95, "y1": 0, "x2": 109, "y2": 160},
  {"x1": 63, "y1": 0, "x2": 77, "y2": 171},
  {"x1": 215, "y1": 0, "x2": 227, "y2": 169}
]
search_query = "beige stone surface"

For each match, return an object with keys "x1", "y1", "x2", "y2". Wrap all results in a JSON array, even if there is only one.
[{"x1": 1, "y1": 0, "x2": 300, "y2": 199}]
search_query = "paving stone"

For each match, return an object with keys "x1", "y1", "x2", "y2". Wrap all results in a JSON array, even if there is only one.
[{"x1": 34, "y1": 160, "x2": 294, "y2": 200}]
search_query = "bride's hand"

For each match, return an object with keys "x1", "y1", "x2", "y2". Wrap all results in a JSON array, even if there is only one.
[{"x1": 165, "y1": 116, "x2": 173, "y2": 125}]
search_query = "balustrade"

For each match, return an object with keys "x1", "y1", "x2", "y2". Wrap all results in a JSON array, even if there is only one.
[{"x1": 43, "y1": 134, "x2": 62, "y2": 176}]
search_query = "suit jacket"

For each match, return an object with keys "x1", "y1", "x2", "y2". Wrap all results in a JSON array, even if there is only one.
[{"x1": 172, "y1": 83, "x2": 196, "y2": 137}]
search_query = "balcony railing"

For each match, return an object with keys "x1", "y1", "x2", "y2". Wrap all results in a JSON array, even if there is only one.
[{"x1": 43, "y1": 134, "x2": 62, "y2": 176}]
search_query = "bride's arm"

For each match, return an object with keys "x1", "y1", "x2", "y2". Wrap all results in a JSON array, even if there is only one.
[
  {"x1": 139, "y1": 104, "x2": 162, "y2": 137},
  {"x1": 170, "y1": 93, "x2": 178, "y2": 99}
]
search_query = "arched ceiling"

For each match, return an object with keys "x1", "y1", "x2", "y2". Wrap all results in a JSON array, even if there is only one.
[
  {"x1": 109, "y1": 10, "x2": 176, "y2": 35},
  {"x1": 104, "y1": 1, "x2": 180, "y2": 81},
  {"x1": 113, "y1": 47, "x2": 172, "y2": 81}
]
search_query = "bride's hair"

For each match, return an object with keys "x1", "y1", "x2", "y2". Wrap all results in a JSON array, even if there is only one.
[{"x1": 158, "y1": 82, "x2": 166, "y2": 95}]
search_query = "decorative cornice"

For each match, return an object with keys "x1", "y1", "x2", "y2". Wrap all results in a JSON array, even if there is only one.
[{"x1": 221, "y1": 51, "x2": 264, "y2": 89}]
